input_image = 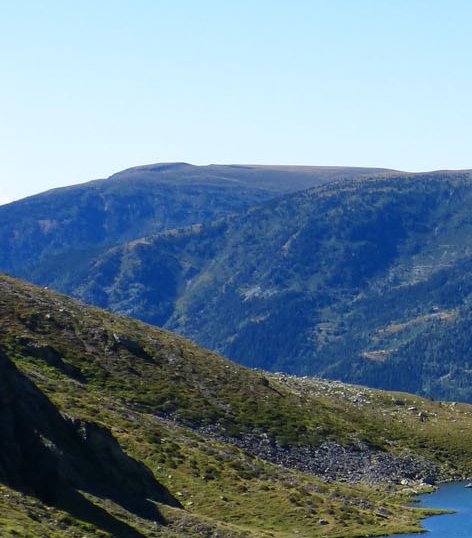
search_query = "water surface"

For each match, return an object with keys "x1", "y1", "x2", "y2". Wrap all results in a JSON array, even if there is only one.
[{"x1": 385, "y1": 481, "x2": 472, "y2": 537}]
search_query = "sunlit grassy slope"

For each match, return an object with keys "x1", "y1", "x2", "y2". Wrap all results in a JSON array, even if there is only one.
[{"x1": 1, "y1": 273, "x2": 472, "y2": 537}]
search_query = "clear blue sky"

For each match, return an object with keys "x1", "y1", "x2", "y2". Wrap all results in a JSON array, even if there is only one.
[{"x1": 2, "y1": 0, "x2": 472, "y2": 203}]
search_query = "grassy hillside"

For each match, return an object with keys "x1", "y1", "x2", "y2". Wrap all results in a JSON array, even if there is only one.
[{"x1": 2, "y1": 274, "x2": 472, "y2": 537}]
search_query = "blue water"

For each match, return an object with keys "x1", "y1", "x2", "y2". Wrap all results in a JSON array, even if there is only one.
[{"x1": 385, "y1": 481, "x2": 472, "y2": 537}]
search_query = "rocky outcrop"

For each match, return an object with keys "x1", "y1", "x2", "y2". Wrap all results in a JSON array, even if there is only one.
[
  {"x1": 225, "y1": 433, "x2": 442, "y2": 486},
  {"x1": 17, "y1": 337, "x2": 85, "y2": 381},
  {"x1": 197, "y1": 418, "x2": 444, "y2": 487},
  {"x1": 194, "y1": 373, "x2": 452, "y2": 488}
]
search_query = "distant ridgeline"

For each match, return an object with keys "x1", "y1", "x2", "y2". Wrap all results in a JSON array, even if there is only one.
[{"x1": 2, "y1": 163, "x2": 472, "y2": 402}]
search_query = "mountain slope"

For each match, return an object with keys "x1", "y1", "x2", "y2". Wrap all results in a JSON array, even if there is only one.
[
  {"x1": 5, "y1": 165, "x2": 472, "y2": 402},
  {"x1": 0, "y1": 162, "x2": 393, "y2": 289},
  {"x1": 0, "y1": 348, "x2": 178, "y2": 535},
  {"x1": 62, "y1": 170, "x2": 472, "y2": 401},
  {"x1": 2, "y1": 273, "x2": 472, "y2": 537}
]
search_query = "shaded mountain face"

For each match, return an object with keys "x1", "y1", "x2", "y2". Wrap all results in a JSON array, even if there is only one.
[
  {"x1": 0, "y1": 162, "x2": 391, "y2": 287},
  {"x1": 5, "y1": 273, "x2": 472, "y2": 537},
  {"x1": 4, "y1": 164, "x2": 472, "y2": 402}
]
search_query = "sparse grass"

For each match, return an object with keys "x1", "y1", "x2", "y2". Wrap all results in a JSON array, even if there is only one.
[{"x1": 1, "y1": 273, "x2": 472, "y2": 537}]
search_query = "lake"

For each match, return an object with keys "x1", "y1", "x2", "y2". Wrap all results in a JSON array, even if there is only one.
[{"x1": 385, "y1": 481, "x2": 472, "y2": 537}]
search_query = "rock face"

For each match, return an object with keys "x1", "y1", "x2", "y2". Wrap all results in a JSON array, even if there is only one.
[{"x1": 0, "y1": 349, "x2": 180, "y2": 531}]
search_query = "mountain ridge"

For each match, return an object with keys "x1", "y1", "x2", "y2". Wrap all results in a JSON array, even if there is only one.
[
  {"x1": 50, "y1": 169, "x2": 472, "y2": 401},
  {"x1": 4, "y1": 165, "x2": 472, "y2": 402},
  {"x1": 0, "y1": 163, "x2": 396, "y2": 283}
]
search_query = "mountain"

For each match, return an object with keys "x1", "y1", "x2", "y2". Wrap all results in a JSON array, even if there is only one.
[
  {"x1": 2, "y1": 273, "x2": 472, "y2": 537},
  {"x1": 5, "y1": 163, "x2": 472, "y2": 402},
  {"x1": 0, "y1": 162, "x2": 394, "y2": 287},
  {"x1": 41, "y1": 168, "x2": 472, "y2": 402}
]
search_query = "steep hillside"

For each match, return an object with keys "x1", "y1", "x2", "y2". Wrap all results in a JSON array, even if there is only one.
[
  {"x1": 61, "y1": 170, "x2": 472, "y2": 402},
  {"x1": 0, "y1": 162, "x2": 391, "y2": 287},
  {"x1": 2, "y1": 273, "x2": 472, "y2": 537},
  {"x1": 6, "y1": 165, "x2": 472, "y2": 402}
]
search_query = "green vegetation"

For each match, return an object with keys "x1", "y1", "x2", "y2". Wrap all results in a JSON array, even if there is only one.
[
  {"x1": 2, "y1": 162, "x2": 435, "y2": 398},
  {"x1": 71, "y1": 170, "x2": 472, "y2": 403},
  {"x1": 0, "y1": 162, "x2": 366, "y2": 287},
  {"x1": 1, "y1": 274, "x2": 472, "y2": 537},
  {"x1": 9, "y1": 165, "x2": 472, "y2": 402}
]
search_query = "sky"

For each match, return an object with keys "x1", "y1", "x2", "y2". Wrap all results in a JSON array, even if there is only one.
[{"x1": 2, "y1": 0, "x2": 472, "y2": 203}]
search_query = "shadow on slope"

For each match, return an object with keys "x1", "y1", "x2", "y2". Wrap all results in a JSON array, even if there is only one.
[{"x1": 0, "y1": 349, "x2": 181, "y2": 537}]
